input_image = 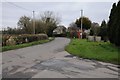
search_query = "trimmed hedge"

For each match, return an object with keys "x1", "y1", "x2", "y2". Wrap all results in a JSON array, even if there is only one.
[
  {"x1": 16, "y1": 34, "x2": 48, "y2": 44},
  {"x1": 2, "y1": 34, "x2": 48, "y2": 46},
  {"x1": 2, "y1": 35, "x2": 11, "y2": 46}
]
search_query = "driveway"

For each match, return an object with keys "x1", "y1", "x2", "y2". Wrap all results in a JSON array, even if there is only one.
[{"x1": 2, "y1": 37, "x2": 119, "y2": 78}]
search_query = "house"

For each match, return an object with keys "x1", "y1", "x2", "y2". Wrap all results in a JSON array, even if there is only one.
[{"x1": 53, "y1": 25, "x2": 66, "y2": 36}]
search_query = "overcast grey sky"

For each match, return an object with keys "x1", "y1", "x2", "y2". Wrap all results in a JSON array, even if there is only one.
[{"x1": 1, "y1": 1, "x2": 116, "y2": 29}]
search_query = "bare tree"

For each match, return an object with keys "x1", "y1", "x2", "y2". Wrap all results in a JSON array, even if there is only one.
[
  {"x1": 68, "y1": 22, "x2": 78, "y2": 31},
  {"x1": 90, "y1": 22, "x2": 100, "y2": 41},
  {"x1": 68, "y1": 22, "x2": 79, "y2": 38},
  {"x1": 40, "y1": 11, "x2": 61, "y2": 25},
  {"x1": 69, "y1": 22, "x2": 77, "y2": 28},
  {"x1": 39, "y1": 11, "x2": 61, "y2": 36}
]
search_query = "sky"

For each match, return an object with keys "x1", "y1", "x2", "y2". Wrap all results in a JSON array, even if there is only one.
[{"x1": 0, "y1": 0, "x2": 118, "y2": 29}]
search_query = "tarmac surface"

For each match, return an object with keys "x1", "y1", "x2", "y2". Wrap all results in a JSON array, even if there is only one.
[{"x1": 2, "y1": 37, "x2": 119, "y2": 78}]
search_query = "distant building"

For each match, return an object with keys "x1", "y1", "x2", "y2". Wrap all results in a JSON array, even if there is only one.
[{"x1": 53, "y1": 25, "x2": 66, "y2": 36}]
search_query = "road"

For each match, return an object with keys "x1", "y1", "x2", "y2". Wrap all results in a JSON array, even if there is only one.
[{"x1": 2, "y1": 37, "x2": 119, "y2": 78}]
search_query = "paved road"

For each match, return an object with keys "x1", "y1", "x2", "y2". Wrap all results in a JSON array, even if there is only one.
[{"x1": 2, "y1": 37, "x2": 119, "y2": 78}]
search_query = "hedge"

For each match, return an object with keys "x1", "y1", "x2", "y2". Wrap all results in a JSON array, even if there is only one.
[{"x1": 2, "y1": 34, "x2": 48, "y2": 46}]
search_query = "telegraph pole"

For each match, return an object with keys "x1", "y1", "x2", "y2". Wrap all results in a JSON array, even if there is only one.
[
  {"x1": 33, "y1": 11, "x2": 35, "y2": 34},
  {"x1": 81, "y1": 9, "x2": 83, "y2": 39}
]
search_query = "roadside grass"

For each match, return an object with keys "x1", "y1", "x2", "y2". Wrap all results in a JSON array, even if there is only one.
[
  {"x1": 65, "y1": 39, "x2": 119, "y2": 65},
  {"x1": 1, "y1": 37, "x2": 54, "y2": 52}
]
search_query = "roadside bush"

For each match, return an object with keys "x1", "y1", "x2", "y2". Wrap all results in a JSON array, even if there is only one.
[
  {"x1": 2, "y1": 35, "x2": 11, "y2": 46},
  {"x1": 6, "y1": 36, "x2": 16, "y2": 46},
  {"x1": 66, "y1": 32, "x2": 70, "y2": 38},
  {"x1": 70, "y1": 32, "x2": 78, "y2": 38},
  {"x1": 16, "y1": 34, "x2": 48, "y2": 44},
  {"x1": 82, "y1": 32, "x2": 87, "y2": 39},
  {"x1": 37, "y1": 34, "x2": 48, "y2": 40},
  {"x1": 2, "y1": 34, "x2": 48, "y2": 46}
]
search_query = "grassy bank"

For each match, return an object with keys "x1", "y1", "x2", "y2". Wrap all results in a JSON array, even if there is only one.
[
  {"x1": 1, "y1": 37, "x2": 54, "y2": 52},
  {"x1": 65, "y1": 39, "x2": 119, "y2": 64}
]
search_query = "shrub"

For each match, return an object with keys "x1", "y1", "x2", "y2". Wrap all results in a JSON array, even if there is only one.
[
  {"x1": 66, "y1": 32, "x2": 70, "y2": 38},
  {"x1": 37, "y1": 34, "x2": 48, "y2": 40},
  {"x1": 6, "y1": 36, "x2": 16, "y2": 46},
  {"x1": 2, "y1": 35, "x2": 11, "y2": 46},
  {"x1": 2, "y1": 34, "x2": 48, "y2": 46},
  {"x1": 16, "y1": 34, "x2": 48, "y2": 44},
  {"x1": 69, "y1": 31, "x2": 78, "y2": 38},
  {"x1": 82, "y1": 32, "x2": 87, "y2": 39}
]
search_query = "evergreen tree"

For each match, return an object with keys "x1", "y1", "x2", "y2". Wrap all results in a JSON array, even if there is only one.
[
  {"x1": 75, "y1": 17, "x2": 92, "y2": 30},
  {"x1": 99, "y1": 20, "x2": 108, "y2": 42},
  {"x1": 115, "y1": 1, "x2": 120, "y2": 46},
  {"x1": 108, "y1": 3, "x2": 116, "y2": 44},
  {"x1": 108, "y1": 1, "x2": 120, "y2": 46}
]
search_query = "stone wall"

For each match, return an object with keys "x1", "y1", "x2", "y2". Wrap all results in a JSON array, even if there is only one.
[{"x1": 87, "y1": 36, "x2": 101, "y2": 42}]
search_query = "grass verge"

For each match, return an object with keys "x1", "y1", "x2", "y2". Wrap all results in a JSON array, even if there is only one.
[
  {"x1": 1, "y1": 37, "x2": 54, "y2": 52},
  {"x1": 65, "y1": 39, "x2": 119, "y2": 65}
]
